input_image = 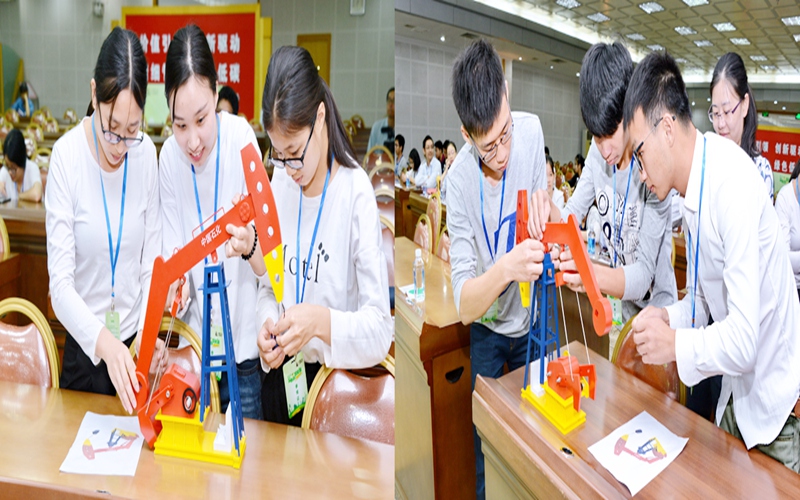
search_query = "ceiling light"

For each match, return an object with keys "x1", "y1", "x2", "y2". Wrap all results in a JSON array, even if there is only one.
[
  {"x1": 783, "y1": 106, "x2": 786, "y2": 110},
  {"x1": 518, "y1": 56, "x2": 522, "y2": 61},
  {"x1": 588, "y1": 13, "x2": 610, "y2": 23},
  {"x1": 639, "y1": 2, "x2": 664, "y2": 14},
  {"x1": 774, "y1": 100, "x2": 779, "y2": 104},
  {"x1": 681, "y1": 0, "x2": 708, "y2": 5},
  {"x1": 794, "y1": 34, "x2": 800, "y2": 43},
  {"x1": 694, "y1": 40, "x2": 713, "y2": 47},
  {"x1": 781, "y1": 16, "x2": 800, "y2": 27},
  {"x1": 713, "y1": 22, "x2": 736, "y2": 32},
  {"x1": 440, "y1": 35, "x2": 446, "y2": 42},
  {"x1": 626, "y1": 33, "x2": 645, "y2": 41},
  {"x1": 576, "y1": 72, "x2": 580, "y2": 77},
  {"x1": 647, "y1": 44, "x2": 664, "y2": 51},
  {"x1": 550, "y1": 65, "x2": 554, "y2": 70},
  {"x1": 675, "y1": 26, "x2": 696, "y2": 36},
  {"x1": 556, "y1": 0, "x2": 581, "y2": 9},
  {"x1": 730, "y1": 38, "x2": 750, "y2": 45},
  {"x1": 750, "y1": 55, "x2": 768, "y2": 61},
  {"x1": 707, "y1": 97, "x2": 711, "y2": 102},
  {"x1": 676, "y1": 58, "x2": 688, "y2": 64},
  {"x1": 763, "y1": 65, "x2": 777, "y2": 71},
  {"x1": 692, "y1": 101, "x2": 696, "y2": 106}
]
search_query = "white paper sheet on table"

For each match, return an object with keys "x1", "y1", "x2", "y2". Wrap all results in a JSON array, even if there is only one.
[
  {"x1": 60, "y1": 412, "x2": 144, "y2": 476},
  {"x1": 588, "y1": 411, "x2": 688, "y2": 496}
]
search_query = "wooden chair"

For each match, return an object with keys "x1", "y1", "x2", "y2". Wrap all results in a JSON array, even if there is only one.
[
  {"x1": 362, "y1": 145, "x2": 393, "y2": 172},
  {"x1": 611, "y1": 315, "x2": 686, "y2": 405},
  {"x1": 302, "y1": 355, "x2": 395, "y2": 445},
  {"x1": 130, "y1": 316, "x2": 221, "y2": 413},
  {"x1": 413, "y1": 214, "x2": 433, "y2": 252},
  {"x1": 22, "y1": 134, "x2": 37, "y2": 161},
  {"x1": 39, "y1": 106, "x2": 52, "y2": 120},
  {"x1": 369, "y1": 164, "x2": 394, "y2": 192},
  {"x1": 26, "y1": 123, "x2": 44, "y2": 143},
  {"x1": 63, "y1": 108, "x2": 78, "y2": 124},
  {"x1": 5, "y1": 109, "x2": 20, "y2": 125},
  {"x1": 0, "y1": 216, "x2": 9, "y2": 261},
  {"x1": 160, "y1": 122, "x2": 173, "y2": 138},
  {"x1": 426, "y1": 192, "x2": 442, "y2": 251},
  {"x1": 249, "y1": 118, "x2": 264, "y2": 133},
  {"x1": 350, "y1": 114, "x2": 365, "y2": 130},
  {"x1": 435, "y1": 226, "x2": 451, "y2": 263},
  {"x1": 43, "y1": 118, "x2": 59, "y2": 134},
  {"x1": 31, "y1": 110, "x2": 47, "y2": 126},
  {"x1": 35, "y1": 147, "x2": 51, "y2": 168},
  {"x1": 374, "y1": 186, "x2": 394, "y2": 228},
  {"x1": 0, "y1": 298, "x2": 60, "y2": 388}
]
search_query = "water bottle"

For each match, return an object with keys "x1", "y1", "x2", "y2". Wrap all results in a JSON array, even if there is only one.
[
  {"x1": 413, "y1": 248, "x2": 426, "y2": 302},
  {"x1": 588, "y1": 228, "x2": 596, "y2": 256},
  {"x1": 405, "y1": 171, "x2": 411, "y2": 189}
]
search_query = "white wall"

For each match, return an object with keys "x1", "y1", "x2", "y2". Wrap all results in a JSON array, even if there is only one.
[
  {"x1": 395, "y1": 35, "x2": 585, "y2": 164},
  {"x1": 260, "y1": 0, "x2": 395, "y2": 128},
  {"x1": 0, "y1": 0, "x2": 150, "y2": 119}
]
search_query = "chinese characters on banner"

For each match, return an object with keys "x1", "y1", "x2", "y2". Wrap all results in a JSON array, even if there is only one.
[
  {"x1": 756, "y1": 127, "x2": 800, "y2": 195},
  {"x1": 124, "y1": 11, "x2": 256, "y2": 120}
]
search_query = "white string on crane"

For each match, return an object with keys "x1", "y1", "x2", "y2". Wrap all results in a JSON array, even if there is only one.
[
  {"x1": 557, "y1": 283, "x2": 573, "y2": 381},
  {"x1": 575, "y1": 290, "x2": 591, "y2": 364}
]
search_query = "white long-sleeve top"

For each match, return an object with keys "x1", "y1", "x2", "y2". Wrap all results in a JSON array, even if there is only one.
[
  {"x1": 414, "y1": 157, "x2": 442, "y2": 190},
  {"x1": 665, "y1": 130, "x2": 800, "y2": 449},
  {"x1": 775, "y1": 180, "x2": 800, "y2": 288},
  {"x1": 46, "y1": 118, "x2": 161, "y2": 364},
  {"x1": 0, "y1": 159, "x2": 41, "y2": 201},
  {"x1": 257, "y1": 162, "x2": 393, "y2": 370},
  {"x1": 159, "y1": 112, "x2": 261, "y2": 364}
]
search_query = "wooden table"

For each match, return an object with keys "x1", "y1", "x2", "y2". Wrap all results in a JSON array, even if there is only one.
[
  {"x1": 394, "y1": 186, "x2": 412, "y2": 239},
  {"x1": 473, "y1": 341, "x2": 800, "y2": 499},
  {"x1": 0, "y1": 380, "x2": 393, "y2": 499},
  {"x1": 395, "y1": 237, "x2": 475, "y2": 500}
]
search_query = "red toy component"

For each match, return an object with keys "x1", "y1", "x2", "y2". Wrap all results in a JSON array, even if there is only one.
[
  {"x1": 546, "y1": 355, "x2": 597, "y2": 412},
  {"x1": 135, "y1": 143, "x2": 283, "y2": 449}
]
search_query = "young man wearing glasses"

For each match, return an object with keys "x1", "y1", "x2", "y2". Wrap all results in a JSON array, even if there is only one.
[
  {"x1": 527, "y1": 42, "x2": 677, "y2": 350},
  {"x1": 446, "y1": 39, "x2": 547, "y2": 500},
  {"x1": 627, "y1": 52, "x2": 800, "y2": 472}
]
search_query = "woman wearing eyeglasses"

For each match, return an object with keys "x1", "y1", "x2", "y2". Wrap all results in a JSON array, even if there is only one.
[
  {"x1": 0, "y1": 128, "x2": 42, "y2": 202},
  {"x1": 227, "y1": 45, "x2": 392, "y2": 425},
  {"x1": 710, "y1": 52, "x2": 774, "y2": 203},
  {"x1": 46, "y1": 27, "x2": 165, "y2": 414},
  {"x1": 158, "y1": 25, "x2": 264, "y2": 420}
]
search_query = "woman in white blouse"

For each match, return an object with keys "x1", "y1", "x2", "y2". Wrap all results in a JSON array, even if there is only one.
[
  {"x1": 46, "y1": 28, "x2": 165, "y2": 414},
  {"x1": 775, "y1": 159, "x2": 800, "y2": 300}
]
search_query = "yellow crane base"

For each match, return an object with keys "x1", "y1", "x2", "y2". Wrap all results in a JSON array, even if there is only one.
[
  {"x1": 521, "y1": 382, "x2": 586, "y2": 435},
  {"x1": 154, "y1": 407, "x2": 246, "y2": 468}
]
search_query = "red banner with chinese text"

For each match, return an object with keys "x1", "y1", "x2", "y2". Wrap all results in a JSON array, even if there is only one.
[
  {"x1": 123, "y1": 11, "x2": 256, "y2": 120},
  {"x1": 756, "y1": 127, "x2": 800, "y2": 175}
]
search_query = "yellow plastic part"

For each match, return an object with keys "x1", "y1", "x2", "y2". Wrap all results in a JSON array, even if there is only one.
[
  {"x1": 154, "y1": 407, "x2": 246, "y2": 468},
  {"x1": 263, "y1": 243, "x2": 284, "y2": 304},
  {"x1": 519, "y1": 282, "x2": 530, "y2": 308},
  {"x1": 522, "y1": 381, "x2": 587, "y2": 435}
]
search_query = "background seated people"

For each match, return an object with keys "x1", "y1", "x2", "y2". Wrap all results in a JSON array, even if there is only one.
[
  {"x1": 11, "y1": 82, "x2": 36, "y2": 118},
  {"x1": 368, "y1": 87, "x2": 395, "y2": 152},
  {"x1": 216, "y1": 85, "x2": 240, "y2": 116},
  {"x1": 0, "y1": 129, "x2": 42, "y2": 202}
]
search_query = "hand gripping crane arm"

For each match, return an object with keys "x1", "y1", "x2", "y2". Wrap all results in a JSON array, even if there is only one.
[{"x1": 134, "y1": 144, "x2": 283, "y2": 448}]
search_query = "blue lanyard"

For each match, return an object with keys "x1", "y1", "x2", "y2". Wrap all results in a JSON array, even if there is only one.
[
  {"x1": 92, "y1": 113, "x2": 127, "y2": 308},
  {"x1": 190, "y1": 114, "x2": 221, "y2": 264},
  {"x1": 611, "y1": 158, "x2": 634, "y2": 268},
  {"x1": 687, "y1": 137, "x2": 707, "y2": 328},
  {"x1": 296, "y1": 155, "x2": 332, "y2": 304},
  {"x1": 479, "y1": 161, "x2": 507, "y2": 263}
]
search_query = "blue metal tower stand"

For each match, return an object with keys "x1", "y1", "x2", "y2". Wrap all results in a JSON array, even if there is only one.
[
  {"x1": 523, "y1": 253, "x2": 561, "y2": 390},
  {"x1": 199, "y1": 262, "x2": 245, "y2": 456}
]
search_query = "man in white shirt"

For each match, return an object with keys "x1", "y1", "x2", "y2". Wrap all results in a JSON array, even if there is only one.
[
  {"x1": 413, "y1": 135, "x2": 442, "y2": 190},
  {"x1": 627, "y1": 52, "x2": 800, "y2": 471},
  {"x1": 367, "y1": 87, "x2": 394, "y2": 152},
  {"x1": 394, "y1": 134, "x2": 407, "y2": 178}
]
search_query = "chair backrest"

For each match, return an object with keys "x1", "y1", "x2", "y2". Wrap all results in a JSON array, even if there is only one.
[
  {"x1": 379, "y1": 215, "x2": 394, "y2": 288},
  {"x1": 5, "y1": 109, "x2": 20, "y2": 124},
  {"x1": 0, "y1": 215, "x2": 9, "y2": 261},
  {"x1": 26, "y1": 123, "x2": 44, "y2": 142},
  {"x1": 369, "y1": 164, "x2": 394, "y2": 192},
  {"x1": 131, "y1": 316, "x2": 221, "y2": 413},
  {"x1": 302, "y1": 355, "x2": 395, "y2": 445},
  {"x1": 362, "y1": 145, "x2": 393, "y2": 172},
  {"x1": 612, "y1": 315, "x2": 685, "y2": 405},
  {"x1": 23, "y1": 133, "x2": 37, "y2": 160},
  {"x1": 414, "y1": 214, "x2": 432, "y2": 251},
  {"x1": 35, "y1": 147, "x2": 51, "y2": 168},
  {"x1": 435, "y1": 226, "x2": 451, "y2": 263},
  {"x1": 64, "y1": 108, "x2": 78, "y2": 124},
  {"x1": 426, "y1": 193, "x2": 442, "y2": 251},
  {"x1": 374, "y1": 187, "x2": 394, "y2": 227},
  {"x1": 0, "y1": 298, "x2": 60, "y2": 388},
  {"x1": 350, "y1": 114, "x2": 365, "y2": 130}
]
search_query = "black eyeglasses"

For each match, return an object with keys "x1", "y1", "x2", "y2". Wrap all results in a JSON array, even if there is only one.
[
  {"x1": 708, "y1": 98, "x2": 744, "y2": 124},
  {"x1": 471, "y1": 114, "x2": 514, "y2": 164},
  {"x1": 268, "y1": 120, "x2": 315, "y2": 170},
  {"x1": 98, "y1": 109, "x2": 144, "y2": 147},
  {"x1": 632, "y1": 115, "x2": 674, "y2": 173}
]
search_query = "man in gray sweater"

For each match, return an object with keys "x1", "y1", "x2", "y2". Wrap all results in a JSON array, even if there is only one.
[
  {"x1": 528, "y1": 42, "x2": 677, "y2": 329},
  {"x1": 446, "y1": 39, "x2": 547, "y2": 500}
]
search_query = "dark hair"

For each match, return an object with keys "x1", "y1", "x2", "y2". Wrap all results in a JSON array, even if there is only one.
[
  {"x1": 395, "y1": 134, "x2": 405, "y2": 150},
  {"x1": 623, "y1": 51, "x2": 692, "y2": 129},
  {"x1": 18, "y1": 82, "x2": 28, "y2": 95},
  {"x1": 451, "y1": 39, "x2": 505, "y2": 137},
  {"x1": 218, "y1": 85, "x2": 239, "y2": 115},
  {"x1": 3, "y1": 129, "x2": 26, "y2": 169},
  {"x1": 423, "y1": 135, "x2": 433, "y2": 149},
  {"x1": 386, "y1": 87, "x2": 395, "y2": 101},
  {"x1": 165, "y1": 24, "x2": 218, "y2": 120},
  {"x1": 791, "y1": 159, "x2": 800, "y2": 181},
  {"x1": 435, "y1": 140, "x2": 443, "y2": 151},
  {"x1": 580, "y1": 42, "x2": 633, "y2": 138},
  {"x1": 546, "y1": 154, "x2": 555, "y2": 173},
  {"x1": 262, "y1": 45, "x2": 356, "y2": 170},
  {"x1": 408, "y1": 148, "x2": 421, "y2": 173},
  {"x1": 443, "y1": 140, "x2": 454, "y2": 152},
  {"x1": 91, "y1": 27, "x2": 147, "y2": 116},
  {"x1": 711, "y1": 52, "x2": 758, "y2": 159},
  {"x1": 575, "y1": 154, "x2": 585, "y2": 169},
  {"x1": 544, "y1": 145, "x2": 550, "y2": 156}
]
